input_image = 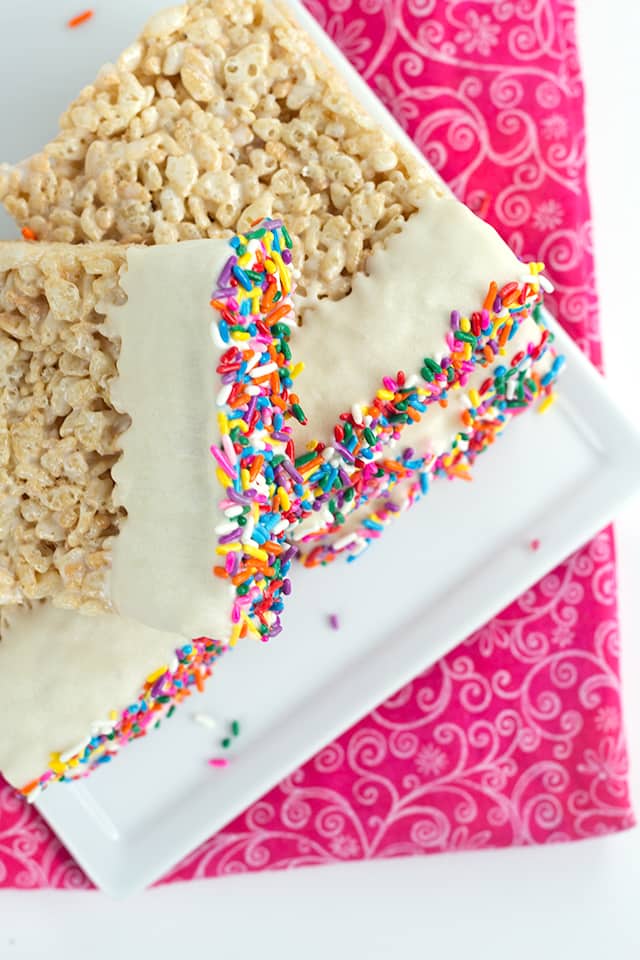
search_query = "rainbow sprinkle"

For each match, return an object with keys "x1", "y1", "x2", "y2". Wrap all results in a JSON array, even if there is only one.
[
  {"x1": 20, "y1": 638, "x2": 226, "y2": 802},
  {"x1": 295, "y1": 266, "x2": 565, "y2": 566},
  {"x1": 209, "y1": 220, "x2": 302, "y2": 645}
]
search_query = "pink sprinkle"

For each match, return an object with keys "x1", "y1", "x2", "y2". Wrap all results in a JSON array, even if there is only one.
[
  {"x1": 530, "y1": 538, "x2": 541, "y2": 551},
  {"x1": 329, "y1": 613, "x2": 340, "y2": 630},
  {"x1": 208, "y1": 757, "x2": 229, "y2": 768}
]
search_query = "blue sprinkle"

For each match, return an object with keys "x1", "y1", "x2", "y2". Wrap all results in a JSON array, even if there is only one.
[
  {"x1": 219, "y1": 320, "x2": 230, "y2": 343},
  {"x1": 232, "y1": 265, "x2": 253, "y2": 291}
]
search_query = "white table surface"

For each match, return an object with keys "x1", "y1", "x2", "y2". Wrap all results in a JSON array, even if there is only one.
[{"x1": 1, "y1": 0, "x2": 639, "y2": 956}]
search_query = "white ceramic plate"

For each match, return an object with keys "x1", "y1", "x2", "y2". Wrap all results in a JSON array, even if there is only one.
[{"x1": 2, "y1": 1, "x2": 640, "y2": 898}]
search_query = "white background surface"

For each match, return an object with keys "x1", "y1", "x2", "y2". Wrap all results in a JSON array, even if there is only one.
[{"x1": 1, "y1": 0, "x2": 639, "y2": 956}]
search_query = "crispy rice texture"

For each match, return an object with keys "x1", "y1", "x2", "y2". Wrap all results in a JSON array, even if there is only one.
[
  {"x1": 0, "y1": 0, "x2": 440, "y2": 309},
  {"x1": 0, "y1": 243, "x2": 128, "y2": 611}
]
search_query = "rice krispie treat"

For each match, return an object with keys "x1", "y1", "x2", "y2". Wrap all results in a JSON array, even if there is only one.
[{"x1": 0, "y1": 0, "x2": 439, "y2": 309}]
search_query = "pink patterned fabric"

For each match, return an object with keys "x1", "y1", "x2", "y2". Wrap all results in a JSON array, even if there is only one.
[{"x1": 0, "y1": 0, "x2": 633, "y2": 889}]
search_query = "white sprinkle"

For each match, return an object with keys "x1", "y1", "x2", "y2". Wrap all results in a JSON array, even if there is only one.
[
  {"x1": 225, "y1": 505, "x2": 244, "y2": 519},
  {"x1": 215, "y1": 520, "x2": 239, "y2": 535},
  {"x1": 538, "y1": 273, "x2": 554, "y2": 293},
  {"x1": 26, "y1": 785, "x2": 43, "y2": 804},
  {"x1": 404, "y1": 373, "x2": 420, "y2": 388},
  {"x1": 506, "y1": 378, "x2": 517, "y2": 400},
  {"x1": 60, "y1": 738, "x2": 91, "y2": 764},
  {"x1": 363, "y1": 415, "x2": 373, "y2": 428},
  {"x1": 241, "y1": 516, "x2": 256, "y2": 543},
  {"x1": 222, "y1": 434, "x2": 237, "y2": 465},
  {"x1": 169, "y1": 657, "x2": 179, "y2": 674},
  {"x1": 351, "y1": 403, "x2": 363, "y2": 425},
  {"x1": 217, "y1": 383, "x2": 233, "y2": 406},
  {"x1": 245, "y1": 352, "x2": 262, "y2": 373},
  {"x1": 271, "y1": 517, "x2": 290, "y2": 535},
  {"x1": 91, "y1": 720, "x2": 116, "y2": 736},
  {"x1": 194, "y1": 713, "x2": 218, "y2": 731},
  {"x1": 210, "y1": 320, "x2": 227, "y2": 350},
  {"x1": 246, "y1": 385, "x2": 261, "y2": 396},
  {"x1": 322, "y1": 445, "x2": 335, "y2": 461},
  {"x1": 250, "y1": 362, "x2": 277, "y2": 378},
  {"x1": 333, "y1": 532, "x2": 359, "y2": 552}
]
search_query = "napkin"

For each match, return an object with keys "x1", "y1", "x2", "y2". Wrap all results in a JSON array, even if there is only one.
[{"x1": 0, "y1": 0, "x2": 633, "y2": 889}]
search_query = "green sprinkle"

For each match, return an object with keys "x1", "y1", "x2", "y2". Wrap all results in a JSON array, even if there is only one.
[
  {"x1": 344, "y1": 487, "x2": 355, "y2": 502},
  {"x1": 273, "y1": 290, "x2": 282, "y2": 302},
  {"x1": 236, "y1": 245, "x2": 247, "y2": 256},
  {"x1": 167, "y1": 705, "x2": 176, "y2": 718},
  {"x1": 271, "y1": 454, "x2": 285, "y2": 467},
  {"x1": 364, "y1": 427, "x2": 377, "y2": 446},
  {"x1": 292, "y1": 403, "x2": 306, "y2": 423},
  {"x1": 237, "y1": 583, "x2": 250, "y2": 596},
  {"x1": 221, "y1": 737, "x2": 232, "y2": 749},
  {"x1": 237, "y1": 515, "x2": 247, "y2": 526},
  {"x1": 282, "y1": 225, "x2": 293, "y2": 248},
  {"x1": 421, "y1": 367, "x2": 434, "y2": 383},
  {"x1": 245, "y1": 228, "x2": 266, "y2": 240},
  {"x1": 334, "y1": 511, "x2": 346, "y2": 525},
  {"x1": 422, "y1": 357, "x2": 441, "y2": 376},
  {"x1": 156, "y1": 696, "x2": 171, "y2": 704},
  {"x1": 455, "y1": 331, "x2": 477, "y2": 344},
  {"x1": 231, "y1": 719, "x2": 240, "y2": 737},
  {"x1": 295, "y1": 450, "x2": 317, "y2": 468}
]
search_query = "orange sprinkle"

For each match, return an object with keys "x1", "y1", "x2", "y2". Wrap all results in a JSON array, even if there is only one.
[
  {"x1": 240, "y1": 621, "x2": 248, "y2": 639},
  {"x1": 263, "y1": 541, "x2": 284, "y2": 555},
  {"x1": 67, "y1": 9, "x2": 93, "y2": 28},
  {"x1": 483, "y1": 281, "x2": 497, "y2": 312},
  {"x1": 265, "y1": 303, "x2": 293, "y2": 326},
  {"x1": 260, "y1": 280, "x2": 277, "y2": 312},
  {"x1": 270, "y1": 371, "x2": 280, "y2": 394},
  {"x1": 483, "y1": 345, "x2": 494, "y2": 363},
  {"x1": 271, "y1": 395, "x2": 287, "y2": 411},
  {"x1": 438, "y1": 398, "x2": 448, "y2": 409},
  {"x1": 21, "y1": 226, "x2": 37, "y2": 241},
  {"x1": 498, "y1": 323, "x2": 512, "y2": 348},
  {"x1": 19, "y1": 779, "x2": 40, "y2": 796},
  {"x1": 232, "y1": 570, "x2": 253, "y2": 587},
  {"x1": 461, "y1": 410, "x2": 472, "y2": 427},
  {"x1": 300, "y1": 455, "x2": 323, "y2": 474},
  {"x1": 213, "y1": 565, "x2": 228, "y2": 579},
  {"x1": 229, "y1": 393, "x2": 251, "y2": 409},
  {"x1": 249, "y1": 455, "x2": 264, "y2": 481},
  {"x1": 194, "y1": 670, "x2": 204, "y2": 693}
]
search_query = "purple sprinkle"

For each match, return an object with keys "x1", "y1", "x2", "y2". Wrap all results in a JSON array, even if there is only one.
[
  {"x1": 338, "y1": 467, "x2": 350, "y2": 487},
  {"x1": 282, "y1": 546, "x2": 297, "y2": 567},
  {"x1": 272, "y1": 430, "x2": 290, "y2": 442},
  {"x1": 281, "y1": 578, "x2": 292, "y2": 596},
  {"x1": 151, "y1": 675, "x2": 168, "y2": 698},
  {"x1": 404, "y1": 447, "x2": 415, "y2": 460},
  {"x1": 221, "y1": 371, "x2": 236, "y2": 384},
  {"x1": 247, "y1": 396, "x2": 257, "y2": 421},
  {"x1": 493, "y1": 295, "x2": 502, "y2": 312},
  {"x1": 228, "y1": 489, "x2": 252, "y2": 506},
  {"x1": 219, "y1": 256, "x2": 237, "y2": 287},
  {"x1": 274, "y1": 466, "x2": 288, "y2": 487},
  {"x1": 269, "y1": 622, "x2": 283, "y2": 638},
  {"x1": 328, "y1": 614, "x2": 340, "y2": 631},
  {"x1": 219, "y1": 528, "x2": 241, "y2": 544},
  {"x1": 281, "y1": 248, "x2": 293, "y2": 264},
  {"x1": 282, "y1": 460, "x2": 304, "y2": 484},
  {"x1": 264, "y1": 219, "x2": 283, "y2": 229},
  {"x1": 211, "y1": 286, "x2": 236, "y2": 300},
  {"x1": 450, "y1": 310, "x2": 460, "y2": 331},
  {"x1": 334, "y1": 442, "x2": 355, "y2": 463}
]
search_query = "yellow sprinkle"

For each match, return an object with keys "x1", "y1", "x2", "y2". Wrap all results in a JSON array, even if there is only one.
[
  {"x1": 271, "y1": 250, "x2": 291, "y2": 293},
  {"x1": 216, "y1": 542, "x2": 242, "y2": 555},
  {"x1": 251, "y1": 501, "x2": 259, "y2": 522},
  {"x1": 146, "y1": 665, "x2": 169, "y2": 685},
  {"x1": 237, "y1": 251, "x2": 252, "y2": 268},
  {"x1": 278, "y1": 485, "x2": 291, "y2": 511},
  {"x1": 460, "y1": 316, "x2": 471, "y2": 333},
  {"x1": 251, "y1": 292, "x2": 261, "y2": 313},
  {"x1": 230, "y1": 623, "x2": 242, "y2": 648},
  {"x1": 463, "y1": 343, "x2": 472, "y2": 361},
  {"x1": 244, "y1": 544, "x2": 269, "y2": 562},
  {"x1": 469, "y1": 389, "x2": 481, "y2": 408},
  {"x1": 290, "y1": 362, "x2": 305, "y2": 379},
  {"x1": 229, "y1": 418, "x2": 248, "y2": 433},
  {"x1": 216, "y1": 467, "x2": 229, "y2": 488},
  {"x1": 231, "y1": 331, "x2": 251, "y2": 341},
  {"x1": 109, "y1": 711, "x2": 118, "y2": 722},
  {"x1": 218, "y1": 411, "x2": 229, "y2": 434},
  {"x1": 241, "y1": 467, "x2": 251, "y2": 489},
  {"x1": 377, "y1": 389, "x2": 395, "y2": 401},
  {"x1": 264, "y1": 233, "x2": 273, "y2": 253},
  {"x1": 538, "y1": 392, "x2": 557, "y2": 414},
  {"x1": 49, "y1": 753, "x2": 65, "y2": 776},
  {"x1": 244, "y1": 615, "x2": 261, "y2": 638}
]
